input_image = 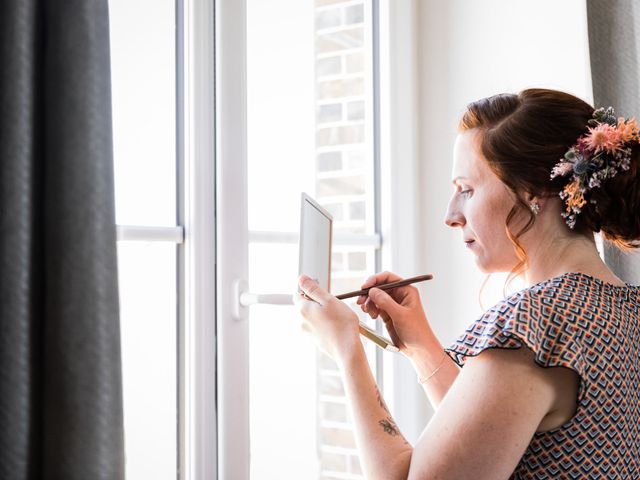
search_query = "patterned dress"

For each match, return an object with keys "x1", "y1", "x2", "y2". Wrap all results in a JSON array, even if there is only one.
[{"x1": 444, "y1": 272, "x2": 640, "y2": 479}]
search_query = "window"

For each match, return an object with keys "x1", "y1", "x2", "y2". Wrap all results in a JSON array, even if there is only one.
[
  {"x1": 111, "y1": 0, "x2": 386, "y2": 478},
  {"x1": 245, "y1": 0, "x2": 382, "y2": 478},
  {"x1": 109, "y1": 0, "x2": 180, "y2": 478}
]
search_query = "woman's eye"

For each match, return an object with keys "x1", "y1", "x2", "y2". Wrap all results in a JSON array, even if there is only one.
[{"x1": 459, "y1": 189, "x2": 472, "y2": 197}]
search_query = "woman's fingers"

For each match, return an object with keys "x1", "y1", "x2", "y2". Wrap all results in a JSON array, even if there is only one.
[
  {"x1": 360, "y1": 297, "x2": 378, "y2": 318},
  {"x1": 365, "y1": 309, "x2": 402, "y2": 349},
  {"x1": 368, "y1": 287, "x2": 406, "y2": 317},
  {"x1": 358, "y1": 272, "x2": 394, "y2": 305},
  {"x1": 364, "y1": 297, "x2": 379, "y2": 318},
  {"x1": 298, "y1": 274, "x2": 334, "y2": 305},
  {"x1": 384, "y1": 321, "x2": 402, "y2": 348},
  {"x1": 379, "y1": 310, "x2": 391, "y2": 324},
  {"x1": 360, "y1": 271, "x2": 403, "y2": 289},
  {"x1": 359, "y1": 272, "x2": 416, "y2": 310}
]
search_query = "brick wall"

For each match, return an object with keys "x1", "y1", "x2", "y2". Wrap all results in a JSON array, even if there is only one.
[{"x1": 314, "y1": 1, "x2": 371, "y2": 478}]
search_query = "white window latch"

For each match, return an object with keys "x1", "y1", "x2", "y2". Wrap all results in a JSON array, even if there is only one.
[{"x1": 232, "y1": 279, "x2": 294, "y2": 320}]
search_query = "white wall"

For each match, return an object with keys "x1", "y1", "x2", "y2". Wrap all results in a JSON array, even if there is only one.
[{"x1": 384, "y1": 0, "x2": 594, "y2": 441}]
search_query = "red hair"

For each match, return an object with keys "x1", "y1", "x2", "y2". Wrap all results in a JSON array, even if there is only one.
[{"x1": 458, "y1": 88, "x2": 640, "y2": 287}]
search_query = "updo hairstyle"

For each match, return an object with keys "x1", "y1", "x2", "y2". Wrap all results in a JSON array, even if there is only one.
[{"x1": 458, "y1": 88, "x2": 640, "y2": 279}]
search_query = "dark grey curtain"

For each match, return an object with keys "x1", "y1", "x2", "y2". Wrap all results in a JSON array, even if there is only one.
[
  {"x1": 587, "y1": 0, "x2": 640, "y2": 285},
  {"x1": 1, "y1": 1, "x2": 125, "y2": 479}
]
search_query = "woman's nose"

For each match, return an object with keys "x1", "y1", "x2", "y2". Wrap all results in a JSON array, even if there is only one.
[{"x1": 444, "y1": 197, "x2": 465, "y2": 228}]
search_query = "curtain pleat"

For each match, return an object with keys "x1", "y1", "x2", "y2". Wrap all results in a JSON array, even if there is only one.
[
  {"x1": 587, "y1": 0, "x2": 640, "y2": 284},
  {"x1": 0, "y1": 1, "x2": 42, "y2": 476},
  {"x1": 0, "y1": 1, "x2": 125, "y2": 478}
]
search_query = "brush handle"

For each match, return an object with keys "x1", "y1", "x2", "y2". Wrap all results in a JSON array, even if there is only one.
[{"x1": 336, "y1": 274, "x2": 433, "y2": 300}]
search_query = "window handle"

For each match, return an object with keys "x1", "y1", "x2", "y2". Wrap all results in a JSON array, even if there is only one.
[
  {"x1": 240, "y1": 292, "x2": 294, "y2": 306},
  {"x1": 232, "y1": 279, "x2": 293, "y2": 320}
]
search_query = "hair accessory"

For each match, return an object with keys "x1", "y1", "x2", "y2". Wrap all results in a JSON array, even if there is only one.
[
  {"x1": 529, "y1": 201, "x2": 540, "y2": 215},
  {"x1": 550, "y1": 106, "x2": 639, "y2": 229}
]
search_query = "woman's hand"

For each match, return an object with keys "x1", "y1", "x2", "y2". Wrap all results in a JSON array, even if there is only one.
[
  {"x1": 356, "y1": 271, "x2": 434, "y2": 359},
  {"x1": 293, "y1": 274, "x2": 361, "y2": 363}
]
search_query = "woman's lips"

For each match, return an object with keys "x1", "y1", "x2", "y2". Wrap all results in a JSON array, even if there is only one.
[{"x1": 465, "y1": 239, "x2": 475, "y2": 247}]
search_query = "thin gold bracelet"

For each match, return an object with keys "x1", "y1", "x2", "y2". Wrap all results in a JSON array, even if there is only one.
[{"x1": 417, "y1": 351, "x2": 447, "y2": 385}]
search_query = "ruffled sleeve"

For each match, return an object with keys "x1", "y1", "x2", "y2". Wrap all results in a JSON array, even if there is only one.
[{"x1": 444, "y1": 285, "x2": 587, "y2": 402}]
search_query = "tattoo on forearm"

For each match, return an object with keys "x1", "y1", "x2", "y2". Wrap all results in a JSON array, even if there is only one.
[
  {"x1": 379, "y1": 417, "x2": 401, "y2": 436},
  {"x1": 376, "y1": 389, "x2": 409, "y2": 444},
  {"x1": 376, "y1": 387, "x2": 390, "y2": 414},
  {"x1": 378, "y1": 417, "x2": 409, "y2": 445}
]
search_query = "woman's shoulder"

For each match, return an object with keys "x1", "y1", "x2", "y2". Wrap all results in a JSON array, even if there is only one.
[
  {"x1": 504, "y1": 271, "x2": 639, "y2": 303},
  {"x1": 480, "y1": 271, "x2": 639, "y2": 333}
]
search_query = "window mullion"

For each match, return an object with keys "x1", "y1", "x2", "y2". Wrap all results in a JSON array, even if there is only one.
[
  {"x1": 212, "y1": 0, "x2": 249, "y2": 478},
  {"x1": 249, "y1": 230, "x2": 381, "y2": 248},
  {"x1": 116, "y1": 225, "x2": 184, "y2": 243},
  {"x1": 182, "y1": 0, "x2": 219, "y2": 479}
]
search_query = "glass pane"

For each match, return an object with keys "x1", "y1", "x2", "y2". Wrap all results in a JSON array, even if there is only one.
[
  {"x1": 247, "y1": 1, "x2": 375, "y2": 478},
  {"x1": 247, "y1": 0, "x2": 374, "y2": 236},
  {"x1": 249, "y1": 243, "x2": 377, "y2": 480},
  {"x1": 117, "y1": 242, "x2": 177, "y2": 479},
  {"x1": 249, "y1": 243, "x2": 318, "y2": 478},
  {"x1": 109, "y1": 0, "x2": 176, "y2": 226}
]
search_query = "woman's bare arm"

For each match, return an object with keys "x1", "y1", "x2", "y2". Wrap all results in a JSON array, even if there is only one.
[
  {"x1": 406, "y1": 338, "x2": 461, "y2": 409},
  {"x1": 336, "y1": 337, "x2": 555, "y2": 480},
  {"x1": 407, "y1": 347, "x2": 556, "y2": 479},
  {"x1": 337, "y1": 343, "x2": 413, "y2": 480},
  {"x1": 356, "y1": 271, "x2": 461, "y2": 408},
  {"x1": 295, "y1": 276, "x2": 558, "y2": 479}
]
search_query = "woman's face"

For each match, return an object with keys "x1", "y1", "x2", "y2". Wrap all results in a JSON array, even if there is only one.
[{"x1": 444, "y1": 129, "x2": 521, "y2": 273}]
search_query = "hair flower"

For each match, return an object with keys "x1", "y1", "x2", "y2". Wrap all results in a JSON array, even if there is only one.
[
  {"x1": 572, "y1": 157, "x2": 590, "y2": 175},
  {"x1": 618, "y1": 116, "x2": 639, "y2": 143},
  {"x1": 551, "y1": 106, "x2": 638, "y2": 229},
  {"x1": 583, "y1": 123, "x2": 624, "y2": 153}
]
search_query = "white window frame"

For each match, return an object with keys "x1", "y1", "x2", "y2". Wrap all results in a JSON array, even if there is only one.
[
  {"x1": 115, "y1": 1, "x2": 220, "y2": 477},
  {"x1": 210, "y1": 0, "x2": 248, "y2": 478},
  {"x1": 214, "y1": 0, "x2": 388, "y2": 478},
  {"x1": 179, "y1": 0, "x2": 218, "y2": 479},
  {"x1": 180, "y1": 0, "x2": 428, "y2": 478},
  {"x1": 116, "y1": 1, "x2": 429, "y2": 479},
  {"x1": 116, "y1": 1, "x2": 222, "y2": 478}
]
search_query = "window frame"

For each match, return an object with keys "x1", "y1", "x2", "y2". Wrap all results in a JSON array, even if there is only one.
[
  {"x1": 212, "y1": 0, "x2": 431, "y2": 476},
  {"x1": 118, "y1": 0, "x2": 221, "y2": 477},
  {"x1": 179, "y1": 0, "x2": 219, "y2": 478},
  {"x1": 214, "y1": 0, "x2": 389, "y2": 477},
  {"x1": 111, "y1": 0, "x2": 186, "y2": 476},
  {"x1": 118, "y1": 1, "x2": 427, "y2": 478}
]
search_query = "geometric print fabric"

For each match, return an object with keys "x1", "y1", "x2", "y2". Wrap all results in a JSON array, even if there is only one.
[{"x1": 444, "y1": 272, "x2": 640, "y2": 479}]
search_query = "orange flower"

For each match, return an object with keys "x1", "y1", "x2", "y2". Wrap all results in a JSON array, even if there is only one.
[
  {"x1": 563, "y1": 182, "x2": 586, "y2": 212},
  {"x1": 583, "y1": 123, "x2": 624, "y2": 153},
  {"x1": 617, "y1": 116, "x2": 639, "y2": 143}
]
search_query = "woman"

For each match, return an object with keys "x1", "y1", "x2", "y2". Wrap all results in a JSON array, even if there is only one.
[{"x1": 294, "y1": 88, "x2": 640, "y2": 479}]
